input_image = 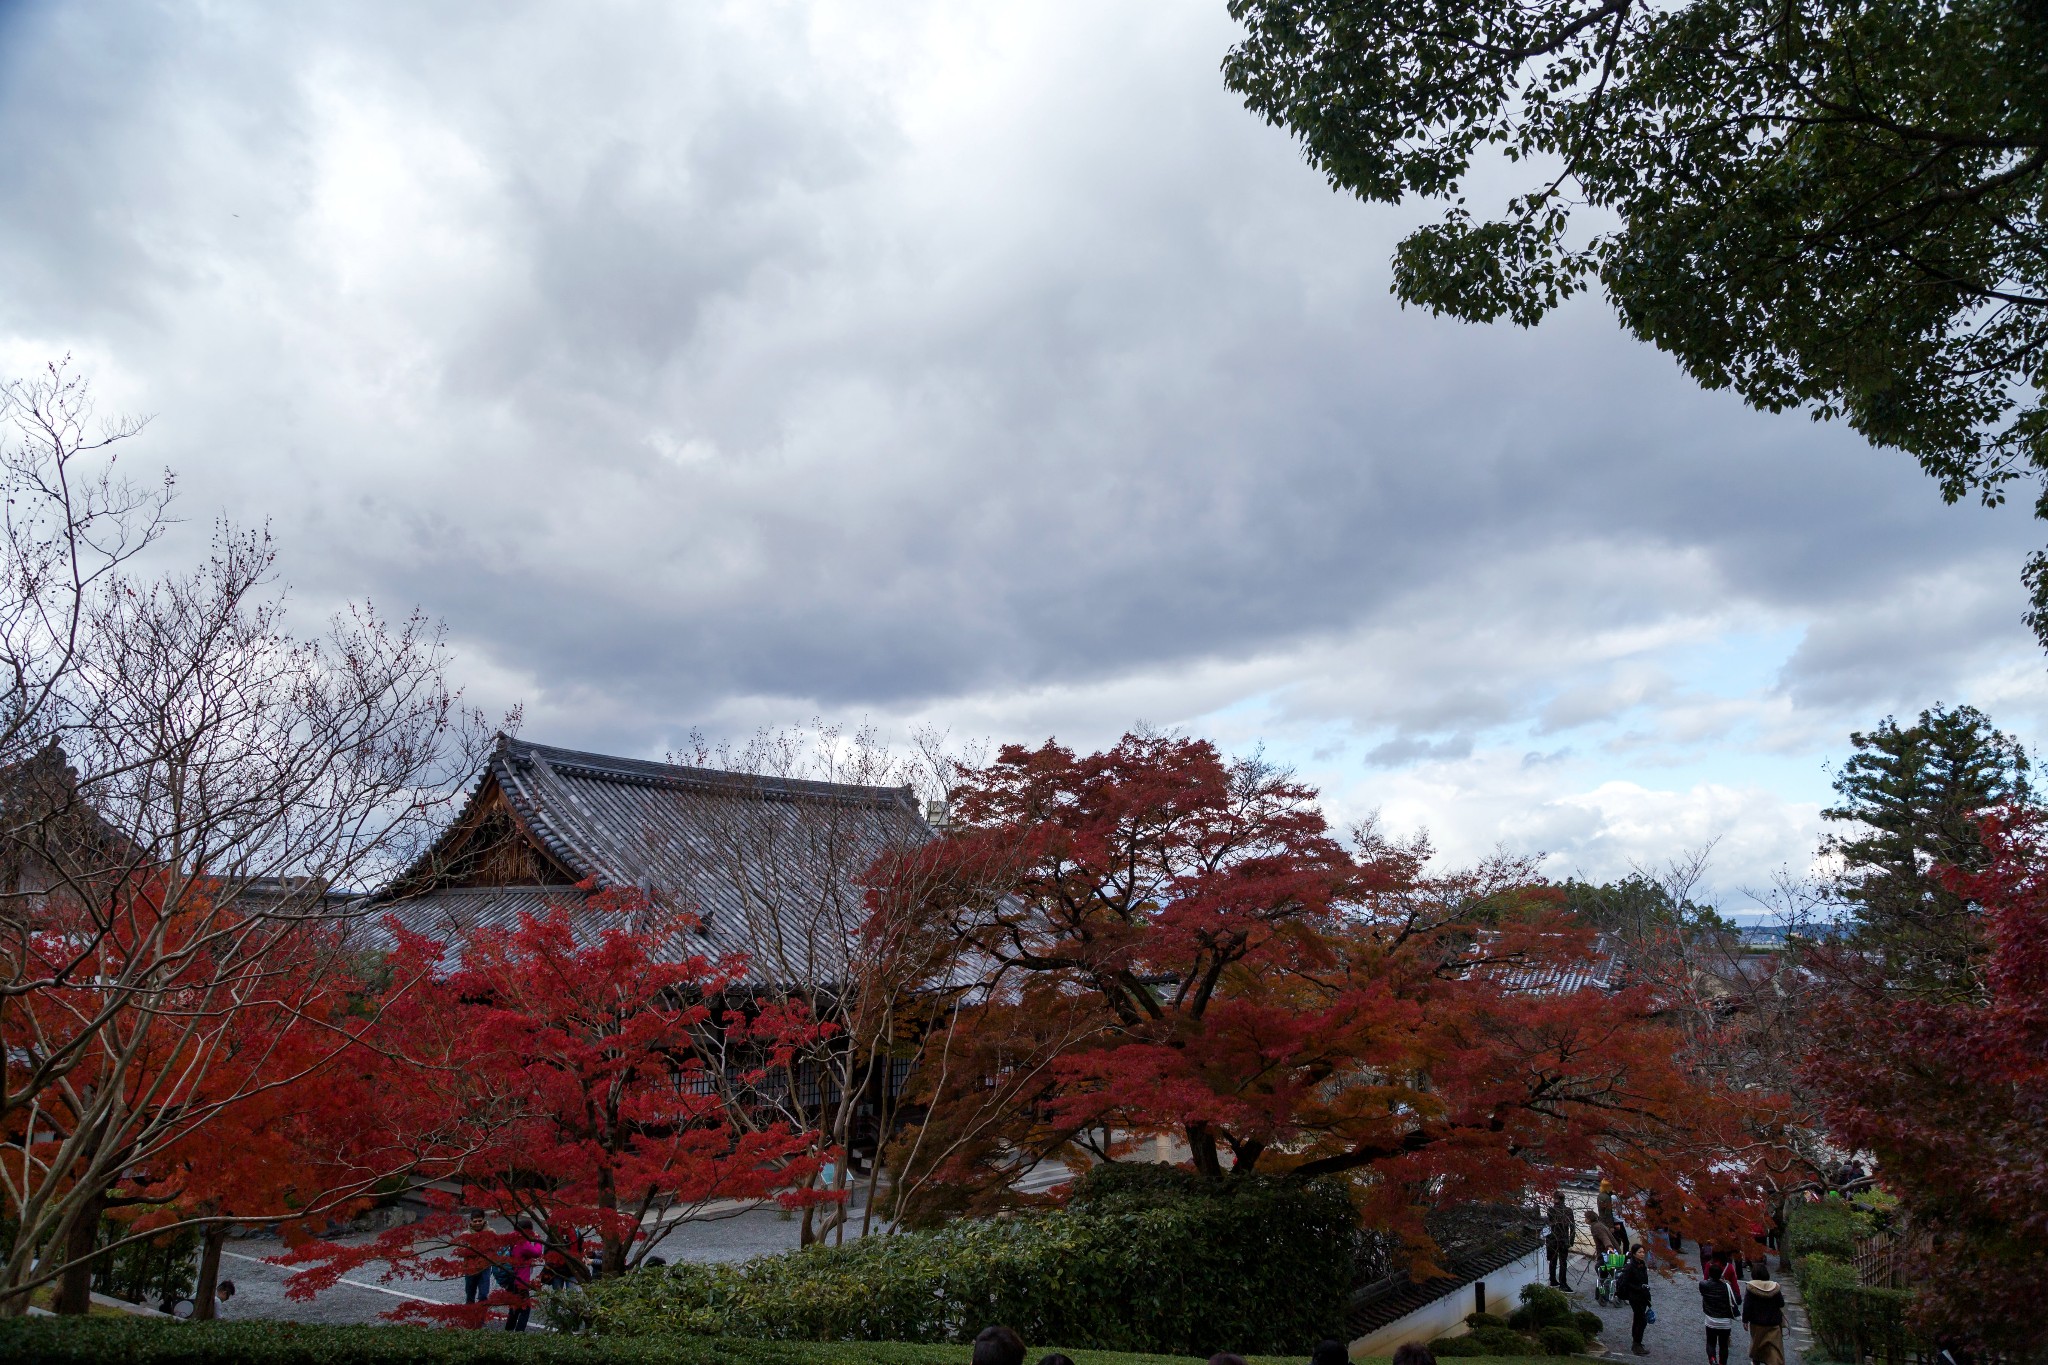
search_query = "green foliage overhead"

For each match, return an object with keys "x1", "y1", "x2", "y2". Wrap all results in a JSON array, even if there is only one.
[
  {"x1": 568, "y1": 1171, "x2": 1358, "y2": 1356},
  {"x1": 1823, "y1": 703, "x2": 2033, "y2": 1000},
  {"x1": 1223, "y1": 0, "x2": 2048, "y2": 635}
]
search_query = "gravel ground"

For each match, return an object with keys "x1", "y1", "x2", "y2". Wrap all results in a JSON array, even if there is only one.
[
  {"x1": 215, "y1": 1203, "x2": 863, "y2": 1327},
  {"x1": 1563, "y1": 1246, "x2": 1803, "y2": 1365}
]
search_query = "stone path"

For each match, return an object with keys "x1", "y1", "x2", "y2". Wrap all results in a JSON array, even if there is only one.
[
  {"x1": 215, "y1": 1202, "x2": 850, "y2": 1327},
  {"x1": 1561, "y1": 1246, "x2": 1808, "y2": 1365}
]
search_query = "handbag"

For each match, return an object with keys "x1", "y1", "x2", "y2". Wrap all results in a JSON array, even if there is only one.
[{"x1": 1646, "y1": 1307, "x2": 1658, "y2": 1324}]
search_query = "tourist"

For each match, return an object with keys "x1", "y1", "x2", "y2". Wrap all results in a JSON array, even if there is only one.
[
  {"x1": 974, "y1": 1326, "x2": 1027, "y2": 1365},
  {"x1": 1596, "y1": 1180, "x2": 1617, "y2": 1241},
  {"x1": 459, "y1": 1210, "x2": 493, "y2": 1306},
  {"x1": 1700, "y1": 1255, "x2": 1740, "y2": 1365},
  {"x1": 1586, "y1": 1210, "x2": 1617, "y2": 1302},
  {"x1": 1546, "y1": 1192, "x2": 1575, "y2": 1288},
  {"x1": 1613, "y1": 1214, "x2": 1632, "y2": 1256},
  {"x1": 1708, "y1": 1251, "x2": 1744, "y2": 1307},
  {"x1": 1392, "y1": 1345, "x2": 1435, "y2": 1365},
  {"x1": 1741, "y1": 1277, "x2": 1785, "y2": 1365},
  {"x1": 213, "y1": 1279, "x2": 236, "y2": 1318},
  {"x1": 1313, "y1": 1339, "x2": 1349, "y2": 1365},
  {"x1": 503, "y1": 1217, "x2": 544, "y2": 1332},
  {"x1": 1617, "y1": 1245, "x2": 1652, "y2": 1357}
]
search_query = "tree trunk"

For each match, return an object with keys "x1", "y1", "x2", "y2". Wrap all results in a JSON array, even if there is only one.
[
  {"x1": 1187, "y1": 1122, "x2": 1223, "y2": 1180},
  {"x1": 193, "y1": 1225, "x2": 227, "y2": 1320},
  {"x1": 52, "y1": 1191, "x2": 105, "y2": 1316}
]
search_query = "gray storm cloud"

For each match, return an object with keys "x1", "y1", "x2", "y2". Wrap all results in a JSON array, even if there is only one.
[{"x1": 0, "y1": 0, "x2": 2037, "y2": 888}]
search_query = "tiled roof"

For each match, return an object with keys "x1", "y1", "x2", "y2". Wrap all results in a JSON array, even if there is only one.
[
  {"x1": 1347, "y1": 1206, "x2": 1545, "y2": 1338},
  {"x1": 369, "y1": 737, "x2": 930, "y2": 983},
  {"x1": 1486, "y1": 933, "x2": 1625, "y2": 995}
]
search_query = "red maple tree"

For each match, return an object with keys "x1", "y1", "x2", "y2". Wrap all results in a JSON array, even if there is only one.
[
  {"x1": 1803, "y1": 811, "x2": 2048, "y2": 1353},
  {"x1": 1, "y1": 871, "x2": 383, "y2": 1314},
  {"x1": 884, "y1": 732, "x2": 1771, "y2": 1259},
  {"x1": 281, "y1": 884, "x2": 827, "y2": 1324}
]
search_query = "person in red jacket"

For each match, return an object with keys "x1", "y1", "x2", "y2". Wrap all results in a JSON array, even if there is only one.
[{"x1": 502, "y1": 1218, "x2": 545, "y2": 1332}]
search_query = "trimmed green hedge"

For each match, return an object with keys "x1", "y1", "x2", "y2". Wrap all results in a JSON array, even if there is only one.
[
  {"x1": 567, "y1": 1169, "x2": 1357, "y2": 1356},
  {"x1": 0, "y1": 1320, "x2": 1563, "y2": 1365},
  {"x1": 1432, "y1": 1286, "x2": 1590, "y2": 1358},
  {"x1": 1783, "y1": 1201, "x2": 1871, "y2": 1264},
  {"x1": 0, "y1": 1321, "x2": 1291, "y2": 1365},
  {"x1": 1795, "y1": 1254, "x2": 1915, "y2": 1364}
]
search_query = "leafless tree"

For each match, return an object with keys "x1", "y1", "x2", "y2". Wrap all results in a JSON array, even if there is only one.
[
  {"x1": 666, "y1": 723, "x2": 1009, "y2": 1244},
  {"x1": 0, "y1": 364, "x2": 489, "y2": 1314},
  {"x1": 1576, "y1": 842, "x2": 1836, "y2": 1194}
]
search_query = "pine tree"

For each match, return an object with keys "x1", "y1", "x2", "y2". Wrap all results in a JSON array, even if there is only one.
[{"x1": 1822, "y1": 704, "x2": 2033, "y2": 1001}]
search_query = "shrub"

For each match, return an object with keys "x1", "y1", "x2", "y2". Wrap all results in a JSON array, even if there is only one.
[
  {"x1": 572, "y1": 1171, "x2": 1357, "y2": 1356},
  {"x1": 0, "y1": 1320, "x2": 1107, "y2": 1365},
  {"x1": 1797, "y1": 1254, "x2": 1916, "y2": 1363},
  {"x1": 1569, "y1": 1311, "x2": 1602, "y2": 1339},
  {"x1": 1535, "y1": 1326, "x2": 1587, "y2": 1356},
  {"x1": 1468, "y1": 1326, "x2": 1534, "y2": 1355},
  {"x1": 1505, "y1": 1309, "x2": 1534, "y2": 1331},
  {"x1": 1426, "y1": 1337, "x2": 1493, "y2": 1357},
  {"x1": 1784, "y1": 1202, "x2": 1871, "y2": 1264},
  {"x1": 1463, "y1": 1313, "x2": 1511, "y2": 1332},
  {"x1": 1516, "y1": 1285, "x2": 1573, "y2": 1329}
]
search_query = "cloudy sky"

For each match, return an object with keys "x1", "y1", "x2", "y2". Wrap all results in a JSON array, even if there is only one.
[{"x1": 1, "y1": 0, "x2": 2039, "y2": 903}]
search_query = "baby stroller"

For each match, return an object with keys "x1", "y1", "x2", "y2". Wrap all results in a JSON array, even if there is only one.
[{"x1": 1595, "y1": 1249, "x2": 1625, "y2": 1305}]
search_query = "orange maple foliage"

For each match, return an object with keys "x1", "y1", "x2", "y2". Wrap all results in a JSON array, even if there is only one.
[{"x1": 884, "y1": 732, "x2": 1776, "y2": 1264}]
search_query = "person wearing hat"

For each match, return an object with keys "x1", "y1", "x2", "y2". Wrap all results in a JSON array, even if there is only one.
[{"x1": 1742, "y1": 1277, "x2": 1786, "y2": 1365}]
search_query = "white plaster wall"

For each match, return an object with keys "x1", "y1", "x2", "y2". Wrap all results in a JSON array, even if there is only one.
[{"x1": 1349, "y1": 1246, "x2": 1548, "y2": 1357}]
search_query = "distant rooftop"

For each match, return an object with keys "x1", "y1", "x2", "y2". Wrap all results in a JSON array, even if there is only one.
[{"x1": 367, "y1": 736, "x2": 929, "y2": 979}]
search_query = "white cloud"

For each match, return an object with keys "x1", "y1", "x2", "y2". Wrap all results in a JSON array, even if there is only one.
[{"x1": 0, "y1": 0, "x2": 2039, "y2": 901}]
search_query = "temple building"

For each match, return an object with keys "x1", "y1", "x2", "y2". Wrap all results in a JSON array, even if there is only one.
[{"x1": 370, "y1": 735, "x2": 930, "y2": 982}]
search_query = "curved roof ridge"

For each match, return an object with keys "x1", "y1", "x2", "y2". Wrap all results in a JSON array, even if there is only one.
[{"x1": 500, "y1": 737, "x2": 918, "y2": 810}]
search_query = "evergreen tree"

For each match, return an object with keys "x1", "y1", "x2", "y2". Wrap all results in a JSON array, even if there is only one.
[
  {"x1": 1822, "y1": 704, "x2": 2033, "y2": 1001},
  {"x1": 1562, "y1": 874, "x2": 1732, "y2": 941}
]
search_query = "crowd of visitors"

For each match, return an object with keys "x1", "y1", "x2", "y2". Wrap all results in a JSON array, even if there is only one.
[
  {"x1": 1542, "y1": 1181, "x2": 1801, "y2": 1364},
  {"x1": 448, "y1": 1210, "x2": 553, "y2": 1331}
]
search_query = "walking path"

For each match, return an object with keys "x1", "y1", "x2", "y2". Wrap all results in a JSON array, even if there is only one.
[
  {"x1": 215, "y1": 1201, "x2": 853, "y2": 1327},
  {"x1": 1565, "y1": 1246, "x2": 1810, "y2": 1365}
]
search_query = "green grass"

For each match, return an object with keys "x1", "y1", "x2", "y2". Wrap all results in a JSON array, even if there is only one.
[{"x1": 0, "y1": 1319, "x2": 1564, "y2": 1365}]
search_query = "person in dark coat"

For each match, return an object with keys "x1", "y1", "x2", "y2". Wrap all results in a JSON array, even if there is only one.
[
  {"x1": 1700, "y1": 1260, "x2": 1739, "y2": 1365},
  {"x1": 1742, "y1": 1279, "x2": 1785, "y2": 1365},
  {"x1": 1546, "y1": 1192, "x2": 1576, "y2": 1288},
  {"x1": 1618, "y1": 1244, "x2": 1652, "y2": 1356}
]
